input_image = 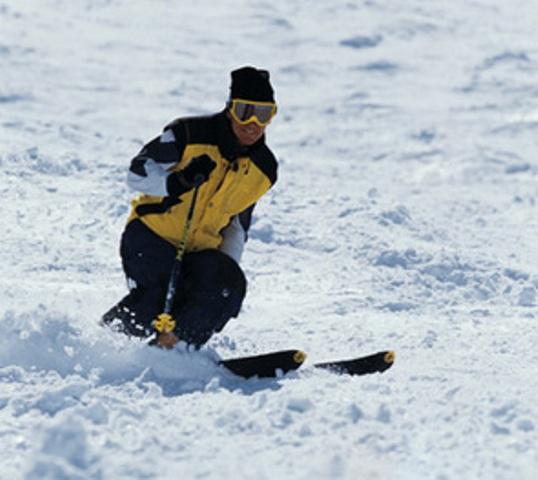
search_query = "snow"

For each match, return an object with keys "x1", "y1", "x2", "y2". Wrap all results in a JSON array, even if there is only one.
[{"x1": 1, "y1": 0, "x2": 537, "y2": 478}]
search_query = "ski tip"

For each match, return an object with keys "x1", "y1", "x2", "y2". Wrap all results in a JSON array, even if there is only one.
[
  {"x1": 384, "y1": 351, "x2": 396, "y2": 365},
  {"x1": 293, "y1": 350, "x2": 307, "y2": 365}
]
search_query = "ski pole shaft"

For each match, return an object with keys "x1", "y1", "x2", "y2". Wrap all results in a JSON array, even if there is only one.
[
  {"x1": 163, "y1": 178, "x2": 202, "y2": 313},
  {"x1": 154, "y1": 175, "x2": 203, "y2": 334}
]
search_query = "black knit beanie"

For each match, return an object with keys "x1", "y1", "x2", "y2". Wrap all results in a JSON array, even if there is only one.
[{"x1": 230, "y1": 66, "x2": 275, "y2": 102}]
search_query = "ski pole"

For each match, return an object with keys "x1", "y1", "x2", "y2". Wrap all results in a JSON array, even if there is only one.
[{"x1": 153, "y1": 175, "x2": 204, "y2": 337}]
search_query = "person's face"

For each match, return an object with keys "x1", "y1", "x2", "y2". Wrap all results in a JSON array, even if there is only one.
[{"x1": 227, "y1": 111, "x2": 266, "y2": 146}]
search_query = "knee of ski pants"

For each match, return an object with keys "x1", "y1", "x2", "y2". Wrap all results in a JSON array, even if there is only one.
[
  {"x1": 120, "y1": 219, "x2": 177, "y2": 290},
  {"x1": 173, "y1": 249, "x2": 247, "y2": 347}
]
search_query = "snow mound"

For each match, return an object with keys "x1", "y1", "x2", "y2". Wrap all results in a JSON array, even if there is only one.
[{"x1": 0, "y1": 308, "x2": 253, "y2": 396}]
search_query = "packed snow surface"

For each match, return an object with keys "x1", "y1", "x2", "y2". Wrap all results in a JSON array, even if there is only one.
[{"x1": 1, "y1": 1, "x2": 537, "y2": 479}]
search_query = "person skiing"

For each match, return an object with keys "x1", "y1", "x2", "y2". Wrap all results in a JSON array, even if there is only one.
[{"x1": 102, "y1": 66, "x2": 278, "y2": 349}]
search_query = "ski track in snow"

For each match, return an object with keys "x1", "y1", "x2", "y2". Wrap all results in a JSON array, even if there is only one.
[{"x1": 1, "y1": 1, "x2": 537, "y2": 479}]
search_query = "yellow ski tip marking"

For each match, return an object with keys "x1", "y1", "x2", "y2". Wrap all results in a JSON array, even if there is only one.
[
  {"x1": 384, "y1": 351, "x2": 396, "y2": 364},
  {"x1": 293, "y1": 350, "x2": 307, "y2": 364}
]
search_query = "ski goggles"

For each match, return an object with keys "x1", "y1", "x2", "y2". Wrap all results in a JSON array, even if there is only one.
[{"x1": 229, "y1": 99, "x2": 277, "y2": 127}]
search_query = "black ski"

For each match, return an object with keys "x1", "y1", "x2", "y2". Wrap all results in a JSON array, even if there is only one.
[
  {"x1": 220, "y1": 349, "x2": 306, "y2": 378},
  {"x1": 314, "y1": 350, "x2": 395, "y2": 376},
  {"x1": 220, "y1": 349, "x2": 395, "y2": 379}
]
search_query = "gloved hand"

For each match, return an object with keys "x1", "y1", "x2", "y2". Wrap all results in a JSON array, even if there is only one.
[
  {"x1": 180, "y1": 154, "x2": 216, "y2": 186},
  {"x1": 167, "y1": 154, "x2": 216, "y2": 196}
]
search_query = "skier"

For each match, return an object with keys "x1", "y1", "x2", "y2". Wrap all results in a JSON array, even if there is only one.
[{"x1": 102, "y1": 66, "x2": 278, "y2": 349}]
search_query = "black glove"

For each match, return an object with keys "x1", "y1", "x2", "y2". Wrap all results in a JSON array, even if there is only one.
[
  {"x1": 181, "y1": 154, "x2": 216, "y2": 186},
  {"x1": 167, "y1": 154, "x2": 216, "y2": 196}
]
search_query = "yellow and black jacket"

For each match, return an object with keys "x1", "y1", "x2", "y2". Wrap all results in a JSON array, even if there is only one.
[{"x1": 126, "y1": 110, "x2": 277, "y2": 256}]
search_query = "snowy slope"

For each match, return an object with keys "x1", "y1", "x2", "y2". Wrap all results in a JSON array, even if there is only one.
[{"x1": 1, "y1": 1, "x2": 537, "y2": 479}]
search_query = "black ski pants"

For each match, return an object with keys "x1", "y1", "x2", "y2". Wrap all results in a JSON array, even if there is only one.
[{"x1": 102, "y1": 219, "x2": 246, "y2": 347}]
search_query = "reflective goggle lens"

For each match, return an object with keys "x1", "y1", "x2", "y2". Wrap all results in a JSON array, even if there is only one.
[{"x1": 231, "y1": 100, "x2": 276, "y2": 126}]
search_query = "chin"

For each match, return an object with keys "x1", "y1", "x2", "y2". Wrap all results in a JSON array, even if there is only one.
[{"x1": 239, "y1": 135, "x2": 261, "y2": 146}]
